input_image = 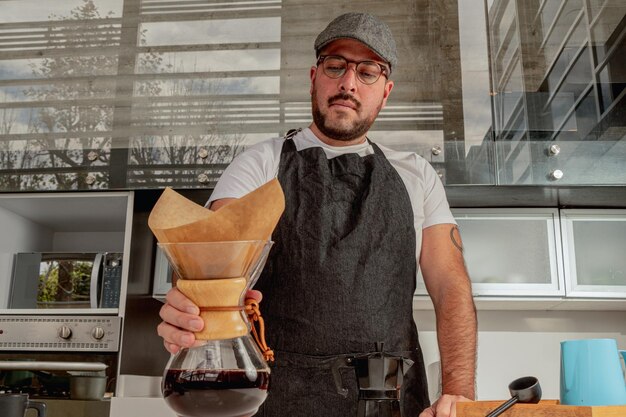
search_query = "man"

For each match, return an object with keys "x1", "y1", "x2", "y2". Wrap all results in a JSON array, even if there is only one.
[{"x1": 158, "y1": 12, "x2": 477, "y2": 417}]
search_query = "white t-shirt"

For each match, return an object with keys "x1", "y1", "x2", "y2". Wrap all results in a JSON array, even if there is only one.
[{"x1": 208, "y1": 128, "x2": 456, "y2": 265}]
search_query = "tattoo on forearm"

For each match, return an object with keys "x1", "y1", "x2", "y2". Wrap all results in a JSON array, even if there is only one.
[{"x1": 450, "y1": 226, "x2": 463, "y2": 253}]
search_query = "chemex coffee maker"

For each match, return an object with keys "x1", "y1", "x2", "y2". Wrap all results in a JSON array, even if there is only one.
[
  {"x1": 332, "y1": 342, "x2": 414, "y2": 417},
  {"x1": 159, "y1": 240, "x2": 274, "y2": 417},
  {"x1": 148, "y1": 180, "x2": 285, "y2": 417}
]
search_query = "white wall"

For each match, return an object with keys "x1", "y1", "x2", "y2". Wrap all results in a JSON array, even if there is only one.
[
  {"x1": 53, "y1": 231, "x2": 125, "y2": 252},
  {"x1": 414, "y1": 309, "x2": 626, "y2": 401},
  {"x1": 0, "y1": 206, "x2": 53, "y2": 308}
]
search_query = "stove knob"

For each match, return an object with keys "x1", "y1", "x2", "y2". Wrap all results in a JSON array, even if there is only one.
[
  {"x1": 58, "y1": 325, "x2": 72, "y2": 340},
  {"x1": 92, "y1": 326, "x2": 105, "y2": 340}
]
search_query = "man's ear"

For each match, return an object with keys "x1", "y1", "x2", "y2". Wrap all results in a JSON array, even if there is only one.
[
  {"x1": 309, "y1": 66, "x2": 317, "y2": 95},
  {"x1": 381, "y1": 80, "x2": 394, "y2": 108}
]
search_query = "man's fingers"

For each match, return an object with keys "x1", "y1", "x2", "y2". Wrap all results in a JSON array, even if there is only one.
[
  {"x1": 159, "y1": 302, "x2": 204, "y2": 332},
  {"x1": 157, "y1": 320, "x2": 197, "y2": 349},
  {"x1": 157, "y1": 288, "x2": 204, "y2": 353},
  {"x1": 246, "y1": 289, "x2": 263, "y2": 303},
  {"x1": 164, "y1": 287, "x2": 199, "y2": 315},
  {"x1": 435, "y1": 395, "x2": 455, "y2": 417},
  {"x1": 419, "y1": 405, "x2": 436, "y2": 417},
  {"x1": 421, "y1": 394, "x2": 473, "y2": 417},
  {"x1": 163, "y1": 340, "x2": 181, "y2": 354},
  {"x1": 160, "y1": 287, "x2": 203, "y2": 335}
]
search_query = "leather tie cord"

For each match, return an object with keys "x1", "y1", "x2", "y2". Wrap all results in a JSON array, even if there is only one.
[
  {"x1": 199, "y1": 306, "x2": 243, "y2": 311},
  {"x1": 245, "y1": 298, "x2": 275, "y2": 363},
  {"x1": 198, "y1": 301, "x2": 274, "y2": 362}
]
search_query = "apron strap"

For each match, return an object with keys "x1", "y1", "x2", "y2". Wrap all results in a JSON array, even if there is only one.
[{"x1": 284, "y1": 128, "x2": 302, "y2": 140}]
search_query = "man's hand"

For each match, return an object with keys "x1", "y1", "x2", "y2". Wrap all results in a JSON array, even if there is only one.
[
  {"x1": 157, "y1": 287, "x2": 204, "y2": 353},
  {"x1": 157, "y1": 288, "x2": 262, "y2": 353},
  {"x1": 419, "y1": 394, "x2": 472, "y2": 417}
]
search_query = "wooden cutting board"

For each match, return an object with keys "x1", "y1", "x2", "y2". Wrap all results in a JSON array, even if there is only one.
[{"x1": 456, "y1": 400, "x2": 626, "y2": 417}]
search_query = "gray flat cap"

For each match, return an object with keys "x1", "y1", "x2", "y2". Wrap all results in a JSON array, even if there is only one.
[{"x1": 314, "y1": 12, "x2": 398, "y2": 72}]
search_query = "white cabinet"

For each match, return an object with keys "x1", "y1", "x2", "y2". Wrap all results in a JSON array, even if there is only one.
[
  {"x1": 561, "y1": 209, "x2": 626, "y2": 298},
  {"x1": 456, "y1": 208, "x2": 564, "y2": 296},
  {"x1": 415, "y1": 208, "x2": 626, "y2": 310},
  {"x1": 416, "y1": 208, "x2": 564, "y2": 297}
]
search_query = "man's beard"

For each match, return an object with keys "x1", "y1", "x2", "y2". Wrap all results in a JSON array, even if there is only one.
[{"x1": 311, "y1": 89, "x2": 380, "y2": 142}]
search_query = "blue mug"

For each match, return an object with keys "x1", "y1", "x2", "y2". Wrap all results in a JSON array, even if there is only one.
[{"x1": 560, "y1": 338, "x2": 626, "y2": 406}]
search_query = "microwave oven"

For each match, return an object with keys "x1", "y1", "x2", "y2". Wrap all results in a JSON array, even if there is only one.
[{"x1": 9, "y1": 252, "x2": 123, "y2": 310}]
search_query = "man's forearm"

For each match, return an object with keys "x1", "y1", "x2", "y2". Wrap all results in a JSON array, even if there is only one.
[
  {"x1": 434, "y1": 280, "x2": 477, "y2": 400},
  {"x1": 420, "y1": 223, "x2": 478, "y2": 401}
]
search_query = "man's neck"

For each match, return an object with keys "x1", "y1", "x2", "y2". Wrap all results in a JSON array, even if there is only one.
[{"x1": 308, "y1": 123, "x2": 367, "y2": 147}]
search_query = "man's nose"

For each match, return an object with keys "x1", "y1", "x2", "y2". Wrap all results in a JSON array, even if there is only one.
[{"x1": 338, "y1": 64, "x2": 358, "y2": 92}]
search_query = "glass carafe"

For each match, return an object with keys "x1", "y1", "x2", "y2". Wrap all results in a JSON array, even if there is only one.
[{"x1": 159, "y1": 241, "x2": 273, "y2": 417}]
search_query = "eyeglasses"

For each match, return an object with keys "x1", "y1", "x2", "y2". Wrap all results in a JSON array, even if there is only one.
[{"x1": 316, "y1": 55, "x2": 390, "y2": 85}]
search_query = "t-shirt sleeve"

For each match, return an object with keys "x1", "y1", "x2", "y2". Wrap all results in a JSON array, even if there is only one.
[
  {"x1": 421, "y1": 162, "x2": 456, "y2": 228},
  {"x1": 206, "y1": 140, "x2": 278, "y2": 207}
]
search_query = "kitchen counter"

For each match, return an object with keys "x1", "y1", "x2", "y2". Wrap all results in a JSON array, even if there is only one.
[
  {"x1": 110, "y1": 374, "x2": 175, "y2": 417},
  {"x1": 110, "y1": 397, "x2": 176, "y2": 417}
]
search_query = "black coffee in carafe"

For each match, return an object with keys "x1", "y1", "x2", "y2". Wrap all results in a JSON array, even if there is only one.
[
  {"x1": 163, "y1": 368, "x2": 270, "y2": 417},
  {"x1": 0, "y1": 393, "x2": 46, "y2": 417},
  {"x1": 332, "y1": 343, "x2": 413, "y2": 417}
]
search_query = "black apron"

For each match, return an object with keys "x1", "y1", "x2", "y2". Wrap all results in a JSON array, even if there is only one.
[{"x1": 254, "y1": 130, "x2": 429, "y2": 416}]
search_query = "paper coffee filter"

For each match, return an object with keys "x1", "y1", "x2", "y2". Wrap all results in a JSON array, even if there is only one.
[
  {"x1": 159, "y1": 241, "x2": 266, "y2": 279},
  {"x1": 148, "y1": 179, "x2": 284, "y2": 278},
  {"x1": 147, "y1": 187, "x2": 217, "y2": 237},
  {"x1": 148, "y1": 178, "x2": 284, "y2": 243}
]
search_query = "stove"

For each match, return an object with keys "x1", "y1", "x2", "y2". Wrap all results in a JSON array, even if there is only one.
[{"x1": 0, "y1": 315, "x2": 122, "y2": 399}]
